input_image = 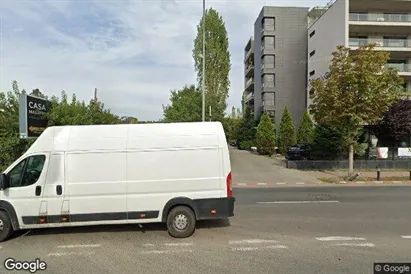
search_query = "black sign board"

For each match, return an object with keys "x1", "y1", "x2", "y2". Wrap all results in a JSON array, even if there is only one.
[{"x1": 19, "y1": 94, "x2": 50, "y2": 138}]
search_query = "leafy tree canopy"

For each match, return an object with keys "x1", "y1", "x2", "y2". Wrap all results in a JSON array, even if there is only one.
[
  {"x1": 193, "y1": 8, "x2": 231, "y2": 121},
  {"x1": 278, "y1": 106, "x2": 296, "y2": 154},
  {"x1": 309, "y1": 44, "x2": 403, "y2": 172},
  {"x1": 297, "y1": 110, "x2": 315, "y2": 144},
  {"x1": 162, "y1": 85, "x2": 202, "y2": 123},
  {"x1": 375, "y1": 99, "x2": 411, "y2": 146},
  {"x1": 256, "y1": 112, "x2": 276, "y2": 156}
]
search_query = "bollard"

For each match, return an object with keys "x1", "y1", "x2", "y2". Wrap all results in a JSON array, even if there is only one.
[
  {"x1": 377, "y1": 168, "x2": 381, "y2": 181},
  {"x1": 409, "y1": 169, "x2": 411, "y2": 180}
]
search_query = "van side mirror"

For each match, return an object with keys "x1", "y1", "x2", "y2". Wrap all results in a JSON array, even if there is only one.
[{"x1": 0, "y1": 173, "x2": 9, "y2": 190}]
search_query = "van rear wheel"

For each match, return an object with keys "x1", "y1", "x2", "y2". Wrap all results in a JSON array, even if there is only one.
[
  {"x1": 0, "y1": 211, "x2": 13, "y2": 242},
  {"x1": 166, "y1": 206, "x2": 196, "y2": 238}
]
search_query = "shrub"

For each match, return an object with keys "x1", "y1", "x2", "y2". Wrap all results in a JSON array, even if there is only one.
[{"x1": 256, "y1": 112, "x2": 276, "y2": 156}]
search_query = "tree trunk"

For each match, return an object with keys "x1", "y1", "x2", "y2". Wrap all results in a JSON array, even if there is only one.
[{"x1": 348, "y1": 144, "x2": 354, "y2": 176}]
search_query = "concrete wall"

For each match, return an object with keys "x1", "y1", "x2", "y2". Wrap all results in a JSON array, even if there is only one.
[
  {"x1": 254, "y1": 6, "x2": 309, "y2": 129},
  {"x1": 307, "y1": 0, "x2": 348, "y2": 108},
  {"x1": 253, "y1": 9, "x2": 264, "y2": 120}
]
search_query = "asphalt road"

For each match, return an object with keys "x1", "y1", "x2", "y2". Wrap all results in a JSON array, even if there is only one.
[{"x1": 0, "y1": 186, "x2": 410, "y2": 274}]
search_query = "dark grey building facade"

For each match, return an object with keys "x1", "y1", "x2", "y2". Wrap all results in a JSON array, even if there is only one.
[{"x1": 249, "y1": 6, "x2": 309, "y2": 129}]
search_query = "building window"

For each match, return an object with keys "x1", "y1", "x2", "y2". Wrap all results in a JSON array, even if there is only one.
[
  {"x1": 309, "y1": 70, "x2": 315, "y2": 77},
  {"x1": 262, "y1": 55, "x2": 275, "y2": 69},
  {"x1": 309, "y1": 30, "x2": 315, "y2": 38},
  {"x1": 263, "y1": 74, "x2": 275, "y2": 87},
  {"x1": 262, "y1": 17, "x2": 275, "y2": 31},
  {"x1": 263, "y1": 92, "x2": 275, "y2": 105},
  {"x1": 310, "y1": 50, "x2": 316, "y2": 57},
  {"x1": 262, "y1": 36, "x2": 275, "y2": 50}
]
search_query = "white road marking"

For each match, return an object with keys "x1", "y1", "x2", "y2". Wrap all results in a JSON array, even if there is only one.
[
  {"x1": 257, "y1": 183, "x2": 267, "y2": 186},
  {"x1": 164, "y1": 243, "x2": 193, "y2": 246},
  {"x1": 48, "y1": 251, "x2": 95, "y2": 257},
  {"x1": 276, "y1": 183, "x2": 286, "y2": 185},
  {"x1": 296, "y1": 182, "x2": 305, "y2": 185},
  {"x1": 57, "y1": 244, "x2": 101, "y2": 249},
  {"x1": 139, "y1": 249, "x2": 193, "y2": 255},
  {"x1": 266, "y1": 245, "x2": 288, "y2": 249},
  {"x1": 401, "y1": 236, "x2": 411, "y2": 239},
  {"x1": 231, "y1": 245, "x2": 288, "y2": 251},
  {"x1": 143, "y1": 243, "x2": 155, "y2": 247},
  {"x1": 257, "y1": 201, "x2": 340, "y2": 204},
  {"x1": 315, "y1": 236, "x2": 366, "y2": 241},
  {"x1": 229, "y1": 239, "x2": 279, "y2": 245},
  {"x1": 231, "y1": 247, "x2": 259, "y2": 251},
  {"x1": 237, "y1": 183, "x2": 247, "y2": 186},
  {"x1": 334, "y1": 243, "x2": 375, "y2": 247}
]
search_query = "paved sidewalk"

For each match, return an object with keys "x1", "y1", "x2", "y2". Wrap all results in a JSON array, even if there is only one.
[{"x1": 233, "y1": 181, "x2": 411, "y2": 188}]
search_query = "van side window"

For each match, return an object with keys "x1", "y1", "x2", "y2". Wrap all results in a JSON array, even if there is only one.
[
  {"x1": 8, "y1": 159, "x2": 27, "y2": 187},
  {"x1": 8, "y1": 155, "x2": 46, "y2": 188}
]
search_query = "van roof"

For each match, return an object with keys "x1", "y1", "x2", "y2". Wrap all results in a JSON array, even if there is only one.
[{"x1": 25, "y1": 122, "x2": 225, "y2": 154}]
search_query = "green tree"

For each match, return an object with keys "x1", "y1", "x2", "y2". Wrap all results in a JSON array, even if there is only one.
[
  {"x1": 47, "y1": 91, "x2": 119, "y2": 126},
  {"x1": 278, "y1": 107, "x2": 297, "y2": 154},
  {"x1": 221, "y1": 116, "x2": 242, "y2": 142},
  {"x1": 310, "y1": 124, "x2": 346, "y2": 160},
  {"x1": 193, "y1": 8, "x2": 231, "y2": 122},
  {"x1": 256, "y1": 112, "x2": 276, "y2": 156},
  {"x1": 309, "y1": 44, "x2": 403, "y2": 174},
  {"x1": 0, "y1": 81, "x2": 34, "y2": 171},
  {"x1": 162, "y1": 85, "x2": 202, "y2": 123},
  {"x1": 297, "y1": 110, "x2": 315, "y2": 144},
  {"x1": 120, "y1": 116, "x2": 139, "y2": 124},
  {"x1": 237, "y1": 106, "x2": 256, "y2": 150}
]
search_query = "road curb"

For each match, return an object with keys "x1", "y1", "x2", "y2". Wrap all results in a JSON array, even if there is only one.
[{"x1": 232, "y1": 181, "x2": 411, "y2": 188}]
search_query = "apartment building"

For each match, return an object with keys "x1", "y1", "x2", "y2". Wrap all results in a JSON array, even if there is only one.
[
  {"x1": 307, "y1": 0, "x2": 411, "y2": 107},
  {"x1": 243, "y1": 37, "x2": 255, "y2": 112},
  {"x1": 243, "y1": 6, "x2": 309, "y2": 128}
]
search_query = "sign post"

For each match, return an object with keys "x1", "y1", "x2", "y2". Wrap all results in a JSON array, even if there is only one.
[{"x1": 19, "y1": 93, "x2": 50, "y2": 139}]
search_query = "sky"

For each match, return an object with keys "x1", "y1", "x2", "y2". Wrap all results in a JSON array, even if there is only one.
[{"x1": 0, "y1": 0, "x2": 328, "y2": 121}]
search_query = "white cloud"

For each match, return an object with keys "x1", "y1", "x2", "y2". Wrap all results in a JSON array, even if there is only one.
[{"x1": 0, "y1": 0, "x2": 328, "y2": 120}]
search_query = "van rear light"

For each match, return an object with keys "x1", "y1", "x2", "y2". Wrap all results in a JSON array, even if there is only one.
[{"x1": 226, "y1": 172, "x2": 233, "y2": 197}]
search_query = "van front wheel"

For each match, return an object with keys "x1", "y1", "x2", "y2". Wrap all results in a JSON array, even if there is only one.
[
  {"x1": 0, "y1": 211, "x2": 13, "y2": 242},
  {"x1": 166, "y1": 206, "x2": 196, "y2": 238}
]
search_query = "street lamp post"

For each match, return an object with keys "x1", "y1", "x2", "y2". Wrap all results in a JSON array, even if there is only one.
[{"x1": 202, "y1": 0, "x2": 206, "y2": 122}]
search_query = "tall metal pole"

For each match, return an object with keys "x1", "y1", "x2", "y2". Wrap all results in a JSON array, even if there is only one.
[{"x1": 202, "y1": 0, "x2": 206, "y2": 122}]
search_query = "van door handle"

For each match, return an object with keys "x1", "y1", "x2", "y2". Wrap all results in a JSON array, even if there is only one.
[
  {"x1": 56, "y1": 185, "x2": 62, "y2": 195},
  {"x1": 35, "y1": 186, "x2": 41, "y2": 196}
]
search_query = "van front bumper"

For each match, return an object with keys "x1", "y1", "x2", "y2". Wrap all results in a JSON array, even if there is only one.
[{"x1": 194, "y1": 197, "x2": 235, "y2": 220}]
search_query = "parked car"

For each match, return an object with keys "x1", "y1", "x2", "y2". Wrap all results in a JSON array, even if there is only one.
[{"x1": 286, "y1": 144, "x2": 311, "y2": 161}]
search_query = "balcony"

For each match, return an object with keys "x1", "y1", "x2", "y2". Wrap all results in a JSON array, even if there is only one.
[
  {"x1": 349, "y1": 12, "x2": 411, "y2": 34},
  {"x1": 349, "y1": 38, "x2": 411, "y2": 57},
  {"x1": 385, "y1": 63, "x2": 411, "y2": 76},
  {"x1": 245, "y1": 77, "x2": 254, "y2": 92},
  {"x1": 245, "y1": 92, "x2": 254, "y2": 103},
  {"x1": 244, "y1": 48, "x2": 254, "y2": 62},
  {"x1": 349, "y1": 13, "x2": 411, "y2": 23},
  {"x1": 245, "y1": 64, "x2": 254, "y2": 78}
]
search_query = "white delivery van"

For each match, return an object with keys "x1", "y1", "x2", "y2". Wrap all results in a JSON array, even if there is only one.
[{"x1": 0, "y1": 122, "x2": 235, "y2": 241}]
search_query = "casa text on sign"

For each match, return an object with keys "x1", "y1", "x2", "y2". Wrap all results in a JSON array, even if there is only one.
[{"x1": 19, "y1": 93, "x2": 50, "y2": 138}]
